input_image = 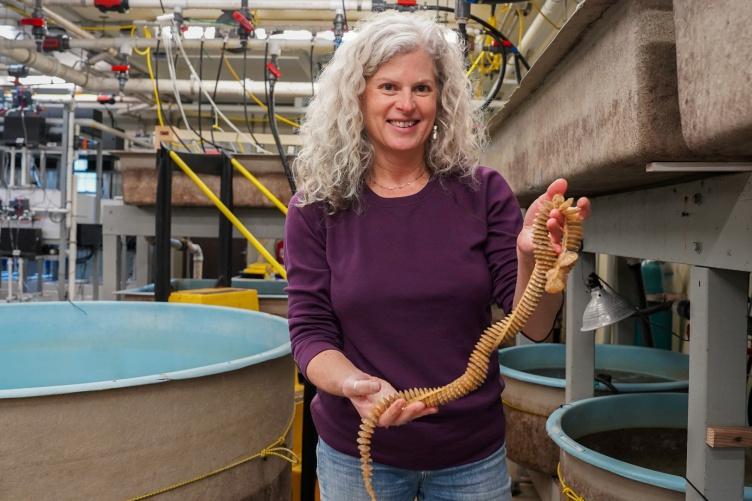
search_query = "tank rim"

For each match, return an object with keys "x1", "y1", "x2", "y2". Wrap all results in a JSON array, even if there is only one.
[
  {"x1": 0, "y1": 301, "x2": 291, "y2": 399},
  {"x1": 499, "y1": 344, "x2": 689, "y2": 392},
  {"x1": 546, "y1": 392, "x2": 752, "y2": 497}
]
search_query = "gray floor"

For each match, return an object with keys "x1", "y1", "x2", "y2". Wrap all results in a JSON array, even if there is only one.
[{"x1": 509, "y1": 461, "x2": 543, "y2": 501}]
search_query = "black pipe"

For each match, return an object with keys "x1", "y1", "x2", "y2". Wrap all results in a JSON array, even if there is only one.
[{"x1": 420, "y1": 4, "x2": 526, "y2": 110}]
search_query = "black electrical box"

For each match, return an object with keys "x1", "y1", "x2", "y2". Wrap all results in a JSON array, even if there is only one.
[
  {"x1": 77, "y1": 223, "x2": 102, "y2": 247},
  {"x1": 2, "y1": 114, "x2": 47, "y2": 146},
  {"x1": 0, "y1": 227, "x2": 43, "y2": 257}
]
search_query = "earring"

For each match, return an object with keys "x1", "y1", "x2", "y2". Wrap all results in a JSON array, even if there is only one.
[{"x1": 432, "y1": 124, "x2": 438, "y2": 141}]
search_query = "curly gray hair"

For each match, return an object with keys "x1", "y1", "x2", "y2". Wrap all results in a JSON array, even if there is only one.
[{"x1": 293, "y1": 11, "x2": 485, "y2": 211}]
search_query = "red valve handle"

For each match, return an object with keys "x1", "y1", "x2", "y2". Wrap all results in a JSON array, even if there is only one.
[
  {"x1": 266, "y1": 62, "x2": 281, "y2": 79},
  {"x1": 20, "y1": 18, "x2": 45, "y2": 27},
  {"x1": 94, "y1": 0, "x2": 123, "y2": 9},
  {"x1": 232, "y1": 11, "x2": 254, "y2": 32},
  {"x1": 111, "y1": 65, "x2": 130, "y2": 73},
  {"x1": 97, "y1": 94, "x2": 116, "y2": 104}
]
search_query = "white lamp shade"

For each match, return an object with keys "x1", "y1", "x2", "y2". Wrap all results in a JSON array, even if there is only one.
[{"x1": 581, "y1": 286, "x2": 635, "y2": 331}]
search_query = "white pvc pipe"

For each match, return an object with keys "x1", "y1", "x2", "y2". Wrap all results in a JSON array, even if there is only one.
[
  {"x1": 64, "y1": 105, "x2": 77, "y2": 300},
  {"x1": 20, "y1": 147, "x2": 28, "y2": 187},
  {"x1": 76, "y1": 118, "x2": 153, "y2": 149},
  {"x1": 15, "y1": 0, "x2": 95, "y2": 40},
  {"x1": 67, "y1": 176, "x2": 78, "y2": 301},
  {"x1": 158, "y1": 78, "x2": 315, "y2": 99},
  {"x1": 17, "y1": 256, "x2": 24, "y2": 299},
  {"x1": 33, "y1": 94, "x2": 142, "y2": 104},
  {"x1": 519, "y1": 0, "x2": 567, "y2": 61},
  {"x1": 4, "y1": 37, "x2": 333, "y2": 52},
  {"x1": 45, "y1": 0, "x2": 371, "y2": 9},
  {"x1": 0, "y1": 41, "x2": 317, "y2": 98},
  {"x1": 187, "y1": 241, "x2": 203, "y2": 279}
]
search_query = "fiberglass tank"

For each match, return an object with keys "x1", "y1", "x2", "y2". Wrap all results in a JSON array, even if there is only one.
[{"x1": 0, "y1": 301, "x2": 294, "y2": 500}]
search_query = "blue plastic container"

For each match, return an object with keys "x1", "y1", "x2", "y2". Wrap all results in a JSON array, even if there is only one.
[
  {"x1": 0, "y1": 301, "x2": 293, "y2": 499},
  {"x1": 547, "y1": 393, "x2": 752, "y2": 500}
]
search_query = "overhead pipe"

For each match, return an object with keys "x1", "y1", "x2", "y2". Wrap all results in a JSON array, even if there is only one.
[
  {"x1": 518, "y1": 0, "x2": 567, "y2": 62},
  {"x1": 3, "y1": 37, "x2": 335, "y2": 53},
  {"x1": 0, "y1": 40, "x2": 317, "y2": 98},
  {"x1": 45, "y1": 0, "x2": 371, "y2": 9},
  {"x1": 32, "y1": 93, "x2": 142, "y2": 104},
  {"x1": 76, "y1": 118, "x2": 153, "y2": 149},
  {"x1": 14, "y1": 0, "x2": 149, "y2": 75}
]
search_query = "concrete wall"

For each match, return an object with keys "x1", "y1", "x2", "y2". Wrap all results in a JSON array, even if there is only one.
[
  {"x1": 674, "y1": 0, "x2": 752, "y2": 156},
  {"x1": 483, "y1": 0, "x2": 692, "y2": 205}
]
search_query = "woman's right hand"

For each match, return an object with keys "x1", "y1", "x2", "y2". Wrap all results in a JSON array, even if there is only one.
[{"x1": 342, "y1": 375, "x2": 438, "y2": 428}]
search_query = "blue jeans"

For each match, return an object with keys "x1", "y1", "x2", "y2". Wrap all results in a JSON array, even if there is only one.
[{"x1": 316, "y1": 439, "x2": 512, "y2": 501}]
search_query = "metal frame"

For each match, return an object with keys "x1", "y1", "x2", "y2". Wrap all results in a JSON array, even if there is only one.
[
  {"x1": 565, "y1": 169, "x2": 752, "y2": 501},
  {"x1": 154, "y1": 147, "x2": 236, "y2": 301},
  {"x1": 101, "y1": 201, "x2": 285, "y2": 300}
]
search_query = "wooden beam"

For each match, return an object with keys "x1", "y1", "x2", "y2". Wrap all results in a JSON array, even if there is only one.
[
  {"x1": 706, "y1": 426, "x2": 752, "y2": 448},
  {"x1": 153, "y1": 125, "x2": 302, "y2": 149}
]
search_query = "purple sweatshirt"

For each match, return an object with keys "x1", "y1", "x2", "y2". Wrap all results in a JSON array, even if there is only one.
[{"x1": 285, "y1": 166, "x2": 523, "y2": 470}]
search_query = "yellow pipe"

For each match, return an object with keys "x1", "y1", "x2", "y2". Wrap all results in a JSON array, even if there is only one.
[
  {"x1": 466, "y1": 50, "x2": 485, "y2": 77},
  {"x1": 229, "y1": 157, "x2": 288, "y2": 216},
  {"x1": 168, "y1": 151, "x2": 287, "y2": 279}
]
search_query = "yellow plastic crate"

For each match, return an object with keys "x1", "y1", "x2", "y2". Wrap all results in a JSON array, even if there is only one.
[{"x1": 168, "y1": 287, "x2": 259, "y2": 311}]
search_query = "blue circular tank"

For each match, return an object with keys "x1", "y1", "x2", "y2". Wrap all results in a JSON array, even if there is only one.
[
  {"x1": 0, "y1": 301, "x2": 293, "y2": 500},
  {"x1": 499, "y1": 344, "x2": 689, "y2": 475},
  {"x1": 547, "y1": 393, "x2": 752, "y2": 500},
  {"x1": 500, "y1": 343, "x2": 689, "y2": 392}
]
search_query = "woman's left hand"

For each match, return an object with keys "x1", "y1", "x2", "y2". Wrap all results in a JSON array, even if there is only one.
[{"x1": 517, "y1": 178, "x2": 591, "y2": 260}]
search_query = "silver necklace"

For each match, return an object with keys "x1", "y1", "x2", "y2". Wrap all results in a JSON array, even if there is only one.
[{"x1": 370, "y1": 169, "x2": 428, "y2": 191}]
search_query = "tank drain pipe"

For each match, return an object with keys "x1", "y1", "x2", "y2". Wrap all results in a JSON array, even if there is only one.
[{"x1": 170, "y1": 238, "x2": 204, "y2": 279}]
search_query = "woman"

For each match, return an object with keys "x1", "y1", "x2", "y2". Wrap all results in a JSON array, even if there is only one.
[{"x1": 285, "y1": 11, "x2": 590, "y2": 501}]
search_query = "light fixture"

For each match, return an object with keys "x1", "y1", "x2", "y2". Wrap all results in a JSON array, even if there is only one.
[{"x1": 581, "y1": 273, "x2": 636, "y2": 331}]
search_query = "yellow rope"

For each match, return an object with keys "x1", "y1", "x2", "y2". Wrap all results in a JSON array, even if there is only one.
[
  {"x1": 222, "y1": 58, "x2": 302, "y2": 128},
  {"x1": 557, "y1": 463, "x2": 586, "y2": 501},
  {"x1": 501, "y1": 398, "x2": 549, "y2": 418},
  {"x1": 530, "y1": 1, "x2": 562, "y2": 30},
  {"x1": 127, "y1": 406, "x2": 299, "y2": 500},
  {"x1": 169, "y1": 151, "x2": 287, "y2": 278}
]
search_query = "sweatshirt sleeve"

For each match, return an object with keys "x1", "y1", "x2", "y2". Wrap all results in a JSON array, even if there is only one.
[
  {"x1": 482, "y1": 169, "x2": 523, "y2": 314},
  {"x1": 284, "y1": 199, "x2": 344, "y2": 379}
]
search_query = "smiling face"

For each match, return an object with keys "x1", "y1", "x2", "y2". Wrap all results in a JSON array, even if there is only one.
[{"x1": 361, "y1": 49, "x2": 439, "y2": 166}]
